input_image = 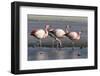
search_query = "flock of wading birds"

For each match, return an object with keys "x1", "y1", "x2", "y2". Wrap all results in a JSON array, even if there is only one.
[{"x1": 30, "y1": 25, "x2": 81, "y2": 49}]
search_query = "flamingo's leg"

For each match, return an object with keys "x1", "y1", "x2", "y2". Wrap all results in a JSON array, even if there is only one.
[
  {"x1": 55, "y1": 38, "x2": 58, "y2": 48},
  {"x1": 72, "y1": 41, "x2": 75, "y2": 50},
  {"x1": 56, "y1": 38, "x2": 62, "y2": 48},
  {"x1": 77, "y1": 40, "x2": 81, "y2": 56},
  {"x1": 56, "y1": 40, "x2": 58, "y2": 48},
  {"x1": 39, "y1": 39, "x2": 42, "y2": 47},
  {"x1": 59, "y1": 40, "x2": 62, "y2": 48},
  {"x1": 52, "y1": 39, "x2": 55, "y2": 48}
]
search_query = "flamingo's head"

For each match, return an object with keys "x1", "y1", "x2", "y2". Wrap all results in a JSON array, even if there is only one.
[
  {"x1": 77, "y1": 32, "x2": 81, "y2": 35},
  {"x1": 46, "y1": 25, "x2": 54, "y2": 32},
  {"x1": 78, "y1": 32, "x2": 81, "y2": 35},
  {"x1": 66, "y1": 25, "x2": 71, "y2": 30},
  {"x1": 66, "y1": 25, "x2": 70, "y2": 29},
  {"x1": 45, "y1": 25, "x2": 50, "y2": 29},
  {"x1": 45, "y1": 25, "x2": 52, "y2": 31},
  {"x1": 65, "y1": 25, "x2": 70, "y2": 33}
]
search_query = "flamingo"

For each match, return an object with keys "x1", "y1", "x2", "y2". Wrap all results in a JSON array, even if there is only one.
[
  {"x1": 49, "y1": 27, "x2": 66, "y2": 48},
  {"x1": 65, "y1": 25, "x2": 81, "y2": 50},
  {"x1": 30, "y1": 25, "x2": 50, "y2": 47}
]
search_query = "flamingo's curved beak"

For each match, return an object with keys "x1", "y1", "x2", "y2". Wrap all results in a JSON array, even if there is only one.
[
  {"x1": 79, "y1": 32, "x2": 81, "y2": 34},
  {"x1": 48, "y1": 26, "x2": 54, "y2": 32}
]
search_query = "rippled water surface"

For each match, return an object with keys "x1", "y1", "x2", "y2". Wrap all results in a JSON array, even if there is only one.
[{"x1": 28, "y1": 47, "x2": 87, "y2": 61}]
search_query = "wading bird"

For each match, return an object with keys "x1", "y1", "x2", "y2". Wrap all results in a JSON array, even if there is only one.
[
  {"x1": 65, "y1": 25, "x2": 81, "y2": 50},
  {"x1": 30, "y1": 25, "x2": 50, "y2": 47},
  {"x1": 49, "y1": 27, "x2": 66, "y2": 48}
]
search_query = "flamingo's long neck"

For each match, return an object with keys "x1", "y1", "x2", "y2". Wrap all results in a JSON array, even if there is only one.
[
  {"x1": 65, "y1": 26, "x2": 69, "y2": 33},
  {"x1": 44, "y1": 25, "x2": 49, "y2": 38},
  {"x1": 45, "y1": 27, "x2": 49, "y2": 34}
]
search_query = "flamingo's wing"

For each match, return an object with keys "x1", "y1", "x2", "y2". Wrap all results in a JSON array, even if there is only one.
[
  {"x1": 34, "y1": 29, "x2": 45, "y2": 39},
  {"x1": 31, "y1": 30, "x2": 37, "y2": 36},
  {"x1": 49, "y1": 31, "x2": 57, "y2": 40},
  {"x1": 67, "y1": 32, "x2": 79, "y2": 40},
  {"x1": 55, "y1": 29, "x2": 65, "y2": 37}
]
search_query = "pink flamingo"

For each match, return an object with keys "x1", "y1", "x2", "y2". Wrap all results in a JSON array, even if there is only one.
[
  {"x1": 49, "y1": 28, "x2": 66, "y2": 48},
  {"x1": 31, "y1": 25, "x2": 50, "y2": 47},
  {"x1": 65, "y1": 25, "x2": 81, "y2": 50}
]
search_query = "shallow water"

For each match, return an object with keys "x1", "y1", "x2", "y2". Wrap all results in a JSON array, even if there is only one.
[{"x1": 28, "y1": 47, "x2": 87, "y2": 61}]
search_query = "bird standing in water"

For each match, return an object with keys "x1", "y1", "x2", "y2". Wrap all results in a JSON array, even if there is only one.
[
  {"x1": 49, "y1": 27, "x2": 66, "y2": 48},
  {"x1": 65, "y1": 25, "x2": 81, "y2": 50},
  {"x1": 31, "y1": 25, "x2": 50, "y2": 47}
]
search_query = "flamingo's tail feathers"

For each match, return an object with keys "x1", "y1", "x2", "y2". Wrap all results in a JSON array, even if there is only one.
[{"x1": 30, "y1": 30, "x2": 36, "y2": 36}]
